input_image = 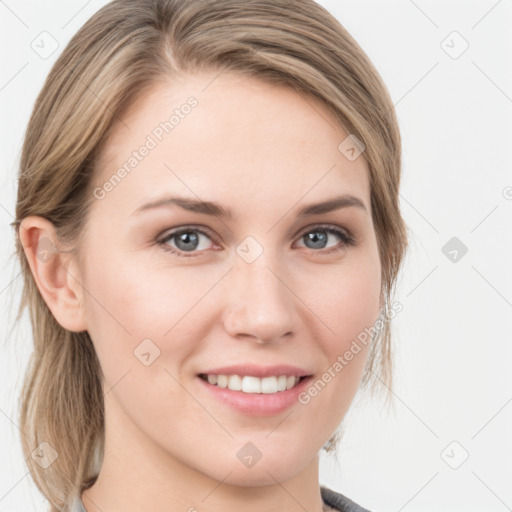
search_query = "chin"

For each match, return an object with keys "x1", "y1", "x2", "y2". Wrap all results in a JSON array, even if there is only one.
[
  {"x1": 227, "y1": 453, "x2": 308, "y2": 486},
  {"x1": 223, "y1": 466, "x2": 298, "y2": 487}
]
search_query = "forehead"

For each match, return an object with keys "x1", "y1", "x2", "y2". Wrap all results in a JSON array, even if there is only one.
[{"x1": 93, "y1": 71, "x2": 371, "y2": 217}]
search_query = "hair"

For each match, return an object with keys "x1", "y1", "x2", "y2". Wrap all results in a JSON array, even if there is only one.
[{"x1": 11, "y1": 0, "x2": 409, "y2": 509}]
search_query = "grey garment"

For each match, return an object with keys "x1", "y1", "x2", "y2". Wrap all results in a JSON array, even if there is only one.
[
  {"x1": 69, "y1": 486, "x2": 370, "y2": 512},
  {"x1": 68, "y1": 494, "x2": 86, "y2": 512},
  {"x1": 321, "y1": 486, "x2": 372, "y2": 512}
]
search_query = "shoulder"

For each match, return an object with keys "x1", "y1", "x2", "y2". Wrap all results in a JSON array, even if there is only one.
[{"x1": 321, "y1": 485, "x2": 372, "y2": 512}]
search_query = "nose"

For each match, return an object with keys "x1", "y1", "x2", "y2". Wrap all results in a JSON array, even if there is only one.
[{"x1": 221, "y1": 253, "x2": 296, "y2": 344}]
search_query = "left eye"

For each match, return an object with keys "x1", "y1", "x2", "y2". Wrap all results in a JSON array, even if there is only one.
[
  {"x1": 157, "y1": 224, "x2": 355, "y2": 257},
  {"x1": 295, "y1": 225, "x2": 355, "y2": 252}
]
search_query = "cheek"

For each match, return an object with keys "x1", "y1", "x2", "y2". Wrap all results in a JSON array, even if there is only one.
[
  {"x1": 301, "y1": 252, "x2": 382, "y2": 347},
  {"x1": 80, "y1": 248, "x2": 215, "y2": 372},
  {"x1": 298, "y1": 253, "x2": 381, "y2": 403},
  {"x1": 83, "y1": 249, "x2": 184, "y2": 332}
]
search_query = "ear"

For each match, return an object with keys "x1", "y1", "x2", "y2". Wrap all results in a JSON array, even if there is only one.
[{"x1": 19, "y1": 215, "x2": 87, "y2": 332}]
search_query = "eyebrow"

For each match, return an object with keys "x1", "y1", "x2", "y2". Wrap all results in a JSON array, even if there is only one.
[{"x1": 132, "y1": 194, "x2": 368, "y2": 218}]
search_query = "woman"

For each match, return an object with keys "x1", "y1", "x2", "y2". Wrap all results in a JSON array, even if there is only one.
[{"x1": 13, "y1": 0, "x2": 408, "y2": 510}]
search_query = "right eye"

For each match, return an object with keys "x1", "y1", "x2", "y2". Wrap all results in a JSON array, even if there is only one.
[{"x1": 157, "y1": 226, "x2": 219, "y2": 257}]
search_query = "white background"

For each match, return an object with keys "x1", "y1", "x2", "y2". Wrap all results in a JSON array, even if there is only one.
[{"x1": 1, "y1": 1, "x2": 511, "y2": 511}]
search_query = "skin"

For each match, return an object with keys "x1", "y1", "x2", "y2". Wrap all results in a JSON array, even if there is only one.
[{"x1": 20, "y1": 71, "x2": 382, "y2": 512}]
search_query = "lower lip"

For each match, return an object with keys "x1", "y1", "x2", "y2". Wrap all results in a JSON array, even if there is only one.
[{"x1": 197, "y1": 375, "x2": 313, "y2": 416}]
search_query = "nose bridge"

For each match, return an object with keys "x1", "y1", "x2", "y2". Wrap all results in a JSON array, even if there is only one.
[{"x1": 222, "y1": 245, "x2": 296, "y2": 342}]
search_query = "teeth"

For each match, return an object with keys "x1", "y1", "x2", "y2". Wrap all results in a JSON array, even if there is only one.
[
  {"x1": 277, "y1": 375, "x2": 287, "y2": 391},
  {"x1": 228, "y1": 374, "x2": 242, "y2": 391},
  {"x1": 203, "y1": 374, "x2": 302, "y2": 394},
  {"x1": 242, "y1": 376, "x2": 261, "y2": 393}
]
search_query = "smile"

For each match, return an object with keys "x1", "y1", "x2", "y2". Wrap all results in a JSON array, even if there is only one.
[{"x1": 198, "y1": 373, "x2": 308, "y2": 394}]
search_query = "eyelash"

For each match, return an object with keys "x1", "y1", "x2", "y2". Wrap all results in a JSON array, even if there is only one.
[{"x1": 156, "y1": 224, "x2": 356, "y2": 258}]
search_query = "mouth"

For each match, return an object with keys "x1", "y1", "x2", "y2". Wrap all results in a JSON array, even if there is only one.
[
  {"x1": 198, "y1": 373, "x2": 311, "y2": 394},
  {"x1": 195, "y1": 363, "x2": 314, "y2": 415}
]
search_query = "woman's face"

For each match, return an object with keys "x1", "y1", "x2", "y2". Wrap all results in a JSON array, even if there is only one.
[{"x1": 75, "y1": 71, "x2": 382, "y2": 486}]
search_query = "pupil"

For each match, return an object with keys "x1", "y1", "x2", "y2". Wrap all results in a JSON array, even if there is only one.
[
  {"x1": 305, "y1": 231, "x2": 327, "y2": 249},
  {"x1": 176, "y1": 231, "x2": 199, "y2": 251}
]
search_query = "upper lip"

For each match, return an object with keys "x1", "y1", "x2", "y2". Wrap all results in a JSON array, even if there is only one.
[{"x1": 198, "y1": 364, "x2": 312, "y2": 378}]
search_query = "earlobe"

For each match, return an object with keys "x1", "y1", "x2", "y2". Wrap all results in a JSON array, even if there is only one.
[{"x1": 19, "y1": 216, "x2": 87, "y2": 332}]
